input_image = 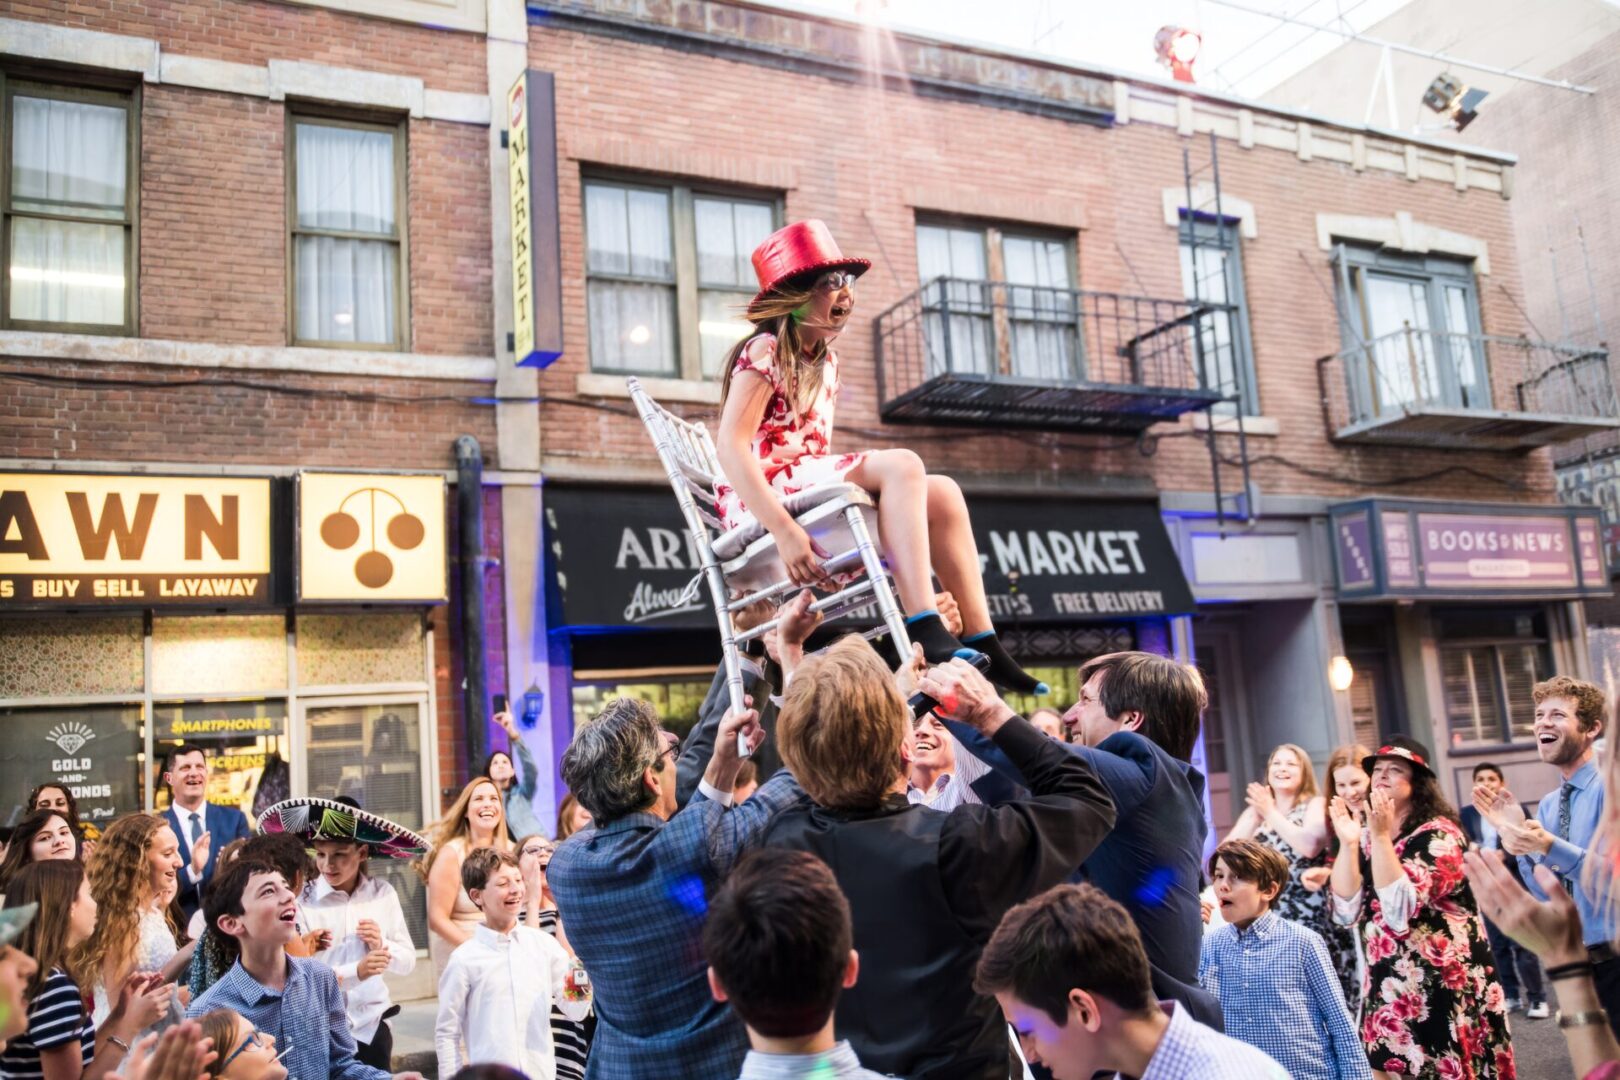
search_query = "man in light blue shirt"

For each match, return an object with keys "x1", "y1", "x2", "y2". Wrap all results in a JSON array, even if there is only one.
[
  {"x1": 704, "y1": 849, "x2": 889, "y2": 1080},
  {"x1": 1199, "y1": 840, "x2": 1368, "y2": 1080},
  {"x1": 1496, "y1": 675, "x2": 1617, "y2": 1036}
]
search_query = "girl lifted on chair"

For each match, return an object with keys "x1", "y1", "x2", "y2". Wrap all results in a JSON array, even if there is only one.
[{"x1": 715, "y1": 219, "x2": 1045, "y2": 695}]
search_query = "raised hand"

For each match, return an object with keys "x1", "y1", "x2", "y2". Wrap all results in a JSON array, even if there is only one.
[
  {"x1": 777, "y1": 588, "x2": 823, "y2": 651},
  {"x1": 934, "y1": 591, "x2": 963, "y2": 637},
  {"x1": 1366, "y1": 788, "x2": 1397, "y2": 839},
  {"x1": 1328, "y1": 795, "x2": 1362, "y2": 847},
  {"x1": 715, "y1": 704, "x2": 764, "y2": 768},
  {"x1": 495, "y1": 710, "x2": 519, "y2": 738},
  {"x1": 189, "y1": 831, "x2": 211, "y2": 876},
  {"x1": 1462, "y1": 848, "x2": 1586, "y2": 967},
  {"x1": 894, "y1": 643, "x2": 928, "y2": 700},
  {"x1": 1499, "y1": 818, "x2": 1554, "y2": 858},
  {"x1": 1472, "y1": 782, "x2": 1527, "y2": 829},
  {"x1": 1245, "y1": 782, "x2": 1276, "y2": 819},
  {"x1": 914, "y1": 657, "x2": 1016, "y2": 736}
]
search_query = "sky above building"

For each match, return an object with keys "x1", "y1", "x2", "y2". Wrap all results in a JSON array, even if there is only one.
[{"x1": 762, "y1": 0, "x2": 1414, "y2": 100}]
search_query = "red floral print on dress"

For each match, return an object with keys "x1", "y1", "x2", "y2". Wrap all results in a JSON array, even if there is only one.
[{"x1": 714, "y1": 333, "x2": 869, "y2": 536}]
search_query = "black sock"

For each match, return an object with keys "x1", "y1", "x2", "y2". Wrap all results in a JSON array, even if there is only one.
[
  {"x1": 905, "y1": 612, "x2": 964, "y2": 664},
  {"x1": 963, "y1": 631, "x2": 1049, "y2": 695}
]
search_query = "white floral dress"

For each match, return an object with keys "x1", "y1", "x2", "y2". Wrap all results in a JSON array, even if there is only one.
[{"x1": 714, "y1": 333, "x2": 867, "y2": 534}]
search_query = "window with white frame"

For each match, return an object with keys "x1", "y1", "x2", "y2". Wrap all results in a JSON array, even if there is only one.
[
  {"x1": 3, "y1": 80, "x2": 137, "y2": 333},
  {"x1": 915, "y1": 220, "x2": 1079, "y2": 381},
  {"x1": 584, "y1": 178, "x2": 777, "y2": 379},
  {"x1": 290, "y1": 115, "x2": 407, "y2": 349},
  {"x1": 1333, "y1": 244, "x2": 1485, "y2": 420}
]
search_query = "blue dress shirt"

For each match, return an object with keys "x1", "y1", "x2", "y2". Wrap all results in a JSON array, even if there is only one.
[
  {"x1": 1198, "y1": 911, "x2": 1370, "y2": 1080},
  {"x1": 187, "y1": 956, "x2": 387, "y2": 1080},
  {"x1": 737, "y1": 1041, "x2": 892, "y2": 1079},
  {"x1": 1519, "y1": 758, "x2": 1615, "y2": 946}
]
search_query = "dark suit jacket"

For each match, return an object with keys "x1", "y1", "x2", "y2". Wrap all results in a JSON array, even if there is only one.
[
  {"x1": 764, "y1": 717, "x2": 1117, "y2": 1080},
  {"x1": 676, "y1": 661, "x2": 784, "y2": 808},
  {"x1": 947, "y1": 723, "x2": 1208, "y2": 989},
  {"x1": 164, "y1": 801, "x2": 252, "y2": 920}
]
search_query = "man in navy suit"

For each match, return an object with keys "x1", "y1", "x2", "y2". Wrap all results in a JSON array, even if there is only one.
[
  {"x1": 944, "y1": 651, "x2": 1221, "y2": 1031},
  {"x1": 161, "y1": 743, "x2": 252, "y2": 922}
]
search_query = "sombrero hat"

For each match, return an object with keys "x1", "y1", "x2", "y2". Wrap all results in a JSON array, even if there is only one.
[{"x1": 258, "y1": 798, "x2": 429, "y2": 860}]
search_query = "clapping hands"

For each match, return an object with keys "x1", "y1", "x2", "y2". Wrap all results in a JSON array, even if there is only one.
[{"x1": 1327, "y1": 795, "x2": 1363, "y2": 847}]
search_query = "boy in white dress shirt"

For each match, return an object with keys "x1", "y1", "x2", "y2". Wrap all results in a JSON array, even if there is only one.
[
  {"x1": 303, "y1": 832, "x2": 417, "y2": 1070},
  {"x1": 435, "y1": 848, "x2": 591, "y2": 1080}
]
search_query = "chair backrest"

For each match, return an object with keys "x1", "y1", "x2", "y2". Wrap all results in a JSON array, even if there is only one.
[{"x1": 626, "y1": 376, "x2": 727, "y2": 541}]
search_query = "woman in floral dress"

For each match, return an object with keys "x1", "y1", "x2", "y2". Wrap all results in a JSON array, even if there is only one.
[
  {"x1": 1328, "y1": 737, "x2": 1513, "y2": 1079},
  {"x1": 713, "y1": 218, "x2": 1043, "y2": 693},
  {"x1": 1223, "y1": 743, "x2": 1361, "y2": 1008}
]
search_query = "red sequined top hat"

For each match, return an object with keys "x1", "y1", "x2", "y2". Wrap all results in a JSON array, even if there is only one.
[
  {"x1": 750, "y1": 219, "x2": 871, "y2": 307},
  {"x1": 1361, "y1": 736, "x2": 1436, "y2": 779}
]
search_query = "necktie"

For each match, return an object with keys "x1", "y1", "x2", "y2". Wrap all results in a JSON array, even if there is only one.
[
  {"x1": 189, "y1": 811, "x2": 203, "y2": 844},
  {"x1": 1557, "y1": 782, "x2": 1576, "y2": 894}
]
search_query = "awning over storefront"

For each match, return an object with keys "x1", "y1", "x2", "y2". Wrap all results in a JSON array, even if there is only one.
[
  {"x1": 543, "y1": 487, "x2": 1196, "y2": 630},
  {"x1": 1330, "y1": 498, "x2": 1611, "y2": 602}
]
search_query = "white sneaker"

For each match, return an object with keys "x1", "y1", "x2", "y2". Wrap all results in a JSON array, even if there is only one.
[
  {"x1": 1526, "y1": 1002, "x2": 1551, "y2": 1019},
  {"x1": 1503, "y1": 997, "x2": 1522, "y2": 1012}
]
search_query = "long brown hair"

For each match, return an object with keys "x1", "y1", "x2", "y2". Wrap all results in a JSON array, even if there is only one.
[
  {"x1": 74, "y1": 813, "x2": 177, "y2": 985},
  {"x1": 1323, "y1": 743, "x2": 1373, "y2": 805},
  {"x1": 418, "y1": 778, "x2": 510, "y2": 878},
  {"x1": 717, "y1": 281, "x2": 829, "y2": 419},
  {"x1": 197, "y1": 1009, "x2": 242, "y2": 1078},
  {"x1": 7, "y1": 859, "x2": 88, "y2": 999},
  {"x1": 0, "y1": 809, "x2": 76, "y2": 891}
]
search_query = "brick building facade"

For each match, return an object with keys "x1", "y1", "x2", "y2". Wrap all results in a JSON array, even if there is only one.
[{"x1": 0, "y1": 0, "x2": 1609, "y2": 881}]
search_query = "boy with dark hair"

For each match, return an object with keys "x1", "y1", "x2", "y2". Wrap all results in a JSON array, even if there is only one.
[
  {"x1": 1198, "y1": 840, "x2": 1368, "y2": 1080},
  {"x1": 703, "y1": 849, "x2": 884, "y2": 1079},
  {"x1": 435, "y1": 848, "x2": 590, "y2": 1080},
  {"x1": 975, "y1": 883, "x2": 1286, "y2": 1080},
  {"x1": 187, "y1": 860, "x2": 417, "y2": 1080}
]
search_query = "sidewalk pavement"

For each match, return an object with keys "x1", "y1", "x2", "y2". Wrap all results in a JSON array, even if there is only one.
[{"x1": 390, "y1": 998, "x2": 439, "y2": 1077}]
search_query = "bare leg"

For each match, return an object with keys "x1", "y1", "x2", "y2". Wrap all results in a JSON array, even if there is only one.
[
  {"x1": 926, "y1": 474, "x2": 993, "y2": 637},
  {"x1": 845, "y1": 449, "x2": 936, "y2": 615}
]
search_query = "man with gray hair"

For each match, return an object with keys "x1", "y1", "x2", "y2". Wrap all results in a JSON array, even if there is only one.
[{"x1": 547, "y1": 695, "x2": 801, "y2": 1079}]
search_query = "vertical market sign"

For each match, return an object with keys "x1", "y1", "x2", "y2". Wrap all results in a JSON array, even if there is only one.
[{"x1": 507, "y1": 70, "x2": 564, "y2": 368}]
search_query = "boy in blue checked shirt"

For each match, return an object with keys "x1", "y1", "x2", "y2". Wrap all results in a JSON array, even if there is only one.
[{"x1": 1198, "y1": 840, "x2": 1369, "y2": 1080}]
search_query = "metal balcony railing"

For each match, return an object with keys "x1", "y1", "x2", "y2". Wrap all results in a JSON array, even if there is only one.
[
  {"x1": 874, "y1": 277, "x2": 1235, "y2": 433},
  {"x1": 1317, "y1": 325, "x2": 1620, "y2": 451}
]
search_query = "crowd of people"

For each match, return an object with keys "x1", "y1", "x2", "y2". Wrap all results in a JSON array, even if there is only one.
[{"x1": 2, "y1": 222, "x2": 1618, "y2": 1080}]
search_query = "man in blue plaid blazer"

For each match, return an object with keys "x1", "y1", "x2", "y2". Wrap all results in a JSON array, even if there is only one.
[{"x1": 549, "y1": 694, "x2": 801, "y2": 1080}]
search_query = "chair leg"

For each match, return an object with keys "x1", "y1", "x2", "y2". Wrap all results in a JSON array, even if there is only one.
[
  {"x1": 705, "y1": 560, "x2": 748, "y2": 720},
  {"x1": 846, "y1": 506, "x2": 911, "y2": 653}
]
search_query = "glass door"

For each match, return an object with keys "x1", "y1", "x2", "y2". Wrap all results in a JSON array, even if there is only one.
[{"x1": 299, "y1": 696, "x2": 433, "y2": 948}]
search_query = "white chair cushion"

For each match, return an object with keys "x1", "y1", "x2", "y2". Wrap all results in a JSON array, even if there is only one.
[{"x1": 710, "y1": 482, "x2": 872, "y2": 560}]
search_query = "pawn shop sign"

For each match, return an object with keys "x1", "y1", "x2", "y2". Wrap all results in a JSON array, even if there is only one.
[
  {"x1": 508, "y1": 70, "x2": 564, "y2": 368},
  {"x1": 297, "y1": 472, "x2": 447, "y2": 602}
]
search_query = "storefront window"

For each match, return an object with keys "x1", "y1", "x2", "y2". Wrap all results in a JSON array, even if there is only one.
[
  {"x1": 305, "y1": 702, "x2": 428, "y2": 945},
  {"x1": 0, "y1": 705, "x2": 143, "y2": 823},
  {"x1": 152, "y1": 700, "x2": 289, "y2": 818},
  {"x1": 1436, "y1": 608, "x2": 1549, "y2": 749},
  {"x1": 572, "y1": 675, "x2": 713, "y2": 742}
]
